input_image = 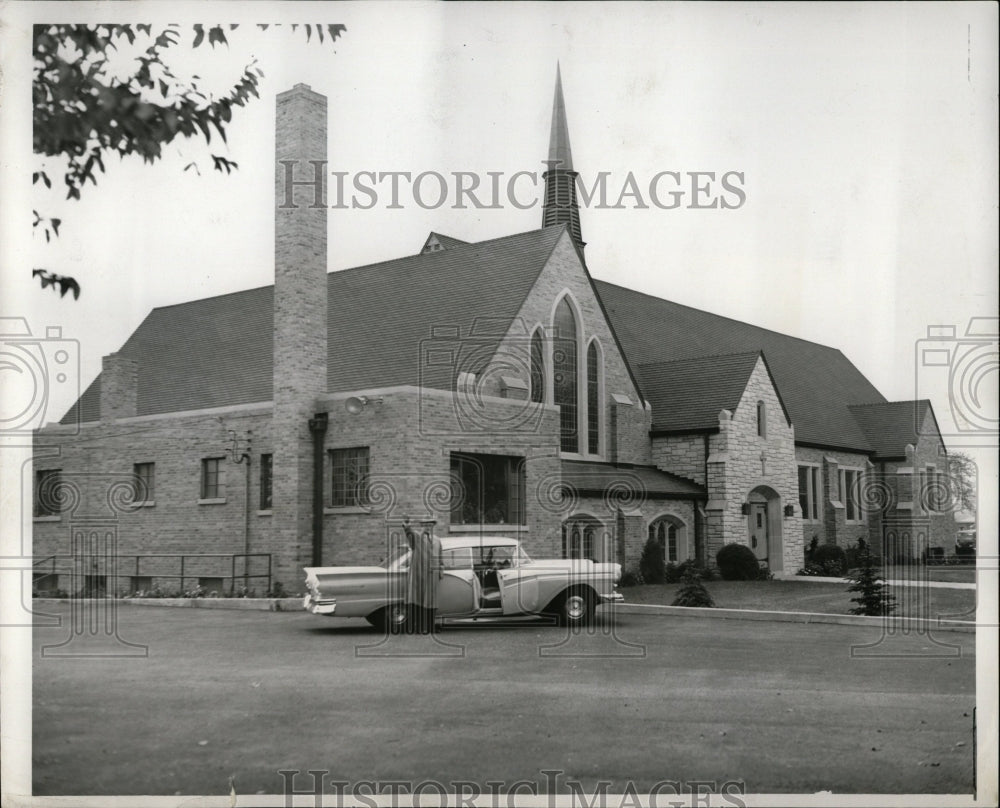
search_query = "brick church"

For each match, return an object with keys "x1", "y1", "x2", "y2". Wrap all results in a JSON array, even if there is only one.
[{"x1": 33, "y1": 72, "x2": 956, "y2": 595}]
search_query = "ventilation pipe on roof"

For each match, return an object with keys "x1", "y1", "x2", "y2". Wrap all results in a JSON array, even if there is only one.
[{"x1": 308, "y1": 412, "x2": 329, "y2": 566}]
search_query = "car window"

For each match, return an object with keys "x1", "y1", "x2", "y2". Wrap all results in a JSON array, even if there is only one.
[
  {"x1": 478, "y1": 545, "x2": 517, "y2": 569},
  {"x1": 440, "y1": 547, "x2": 473, "y2": 570}
]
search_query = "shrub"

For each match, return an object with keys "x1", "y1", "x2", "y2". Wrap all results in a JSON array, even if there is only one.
[
  {"x1": 619, "y1": 569, "x2": 644, "y2": 587},
  {"x1": 674, "y1": 559, "x2": 715, "y2": 581},
  {"x1": 796, "y1": 563, "x2": 826, "y2": 576},
  {"x1": 715, "y1": 543, "x2": 760, "y2": 581},
  {"x1": 847, "y1": 547, "x2": 896, "y2": 616},
  {"x1": 639, "y1": 536, "x2": 667, "y2": 585},
  {"x1": 672, "y1": 570, "x2": 715, "y2": 608},
  {"x1": 811, "y1": 544, "x2": 848, "y2": 576}
]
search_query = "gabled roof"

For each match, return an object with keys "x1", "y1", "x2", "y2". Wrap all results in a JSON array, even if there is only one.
[
  {"x1": 594, "y1": 281, "x2": 885, "y2": 452},
  {"x1": 63, "y1": 225, "x2": 568, "y2": 422},
  {"x1": 848, "y1": 400, "x2": 941, "y2": 460},
  {"x1": 560, "y1": 459, "x2": 705, "y2": 499},
  {"x1": 637, "y1": 351, "x2": 769, "y2": 433},
  {"x1": 420, "y1": 232, "x2": 469, "y2": 254}
]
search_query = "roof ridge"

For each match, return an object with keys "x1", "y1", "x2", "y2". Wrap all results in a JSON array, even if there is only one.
[
  {"x1": 595, "y1": 278, "x2": 851, "y2": 354},
  {"x1": 638, "y1": 350, "x2": 761, "y2": 368},
  {"x1": 329, "y1": 224, "x2": 566, "y2": 276},
  {"x1": 849, "y1": 399, "x2": 930, "y2": 409}
]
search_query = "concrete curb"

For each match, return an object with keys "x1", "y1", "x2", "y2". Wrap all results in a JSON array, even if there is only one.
[
  {"x1": 34, "y1": 598, "x2": 976, "y2": 633},
  {"x1": 607, "y1": 602, "x2": 976, "y2": 633},
  {"x1": 772, "y1": 573, "x2": 976, "y2": 590},
  {"x1": 34, "y1": 597, "x2": 303, "y2": 612}
]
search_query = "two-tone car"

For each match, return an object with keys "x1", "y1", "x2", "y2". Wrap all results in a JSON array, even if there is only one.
[{"x1": 303, "y1": 535, "x2": 623, "y2": 631}]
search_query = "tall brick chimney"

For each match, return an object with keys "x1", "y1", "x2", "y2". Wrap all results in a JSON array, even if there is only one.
[
  {"x1": 271, "y1": 83, "x2": 329, "y2": 585},
  {"x1": 100, "y1": 353, "x2": 138, "y2": 422}
]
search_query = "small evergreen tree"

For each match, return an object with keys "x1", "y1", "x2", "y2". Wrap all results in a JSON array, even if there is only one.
[
  {"x1": 847, "y1": 547, "x2": 896, "y2": 616},
  {"x1": 672, "y1": 570, "x2": 715, "y2": 608},
  {"x1": 639, "y1": 535, "x2": 667, "y2": 584}
]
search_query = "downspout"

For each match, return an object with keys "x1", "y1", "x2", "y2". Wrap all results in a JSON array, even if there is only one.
[
  {"x1": 308, "y1": 412, "x2": 329, "y2": 567},
  {"x1": 243, "y1": 457, "x2": 252, "y2": 590},
  {"x1": 702, "y1": 433, "x2": 711, "y2": 565}
]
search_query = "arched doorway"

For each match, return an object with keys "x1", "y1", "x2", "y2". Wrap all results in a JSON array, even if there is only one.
[{"x1": 746, "y1": 486, "x2": 783, "y2": 571}]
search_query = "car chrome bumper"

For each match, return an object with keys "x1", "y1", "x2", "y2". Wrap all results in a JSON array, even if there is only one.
[
  {"x1": 303, "y1": 595, "x2": 337, "y2": 615},
  {"x1": 600, "y1": 592, "x2": 625, "y2": 604}
]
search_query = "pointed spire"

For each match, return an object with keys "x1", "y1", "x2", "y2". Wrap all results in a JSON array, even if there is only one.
[
  {"x1": 542, "y1": 64, "x2": 585, "y2": 251},
  {"x1": 548, "y1": 63, "x2": 574, "y2": 172}
]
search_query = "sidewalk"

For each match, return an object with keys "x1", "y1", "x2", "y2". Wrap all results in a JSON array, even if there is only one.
[{"x1": 773, "y1": 573, "x2": 976, "y2": 590}]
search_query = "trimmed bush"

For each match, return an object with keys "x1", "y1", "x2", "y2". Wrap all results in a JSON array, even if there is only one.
[
  {"x1": 672, "y1": 570, "x2": 715, "y2": 608},
  {"x1": 639, "y1": 536, "x2": 667, "y2": 584},
  {"x1": 619, "y1": 569, "x2": 644, "y2": 587},
  {"x1": 811, "y1": 543, "x2": 848, "y2": 576},
  {"x1": 715, "y1": 543, "x2": 760, "y2": 581}
]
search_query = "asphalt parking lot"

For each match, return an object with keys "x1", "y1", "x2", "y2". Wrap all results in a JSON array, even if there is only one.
[{"x1": 31, "y1": 603, "x2": 975, "y2": 797}]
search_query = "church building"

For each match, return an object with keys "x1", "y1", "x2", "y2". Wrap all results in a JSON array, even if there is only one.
[{"x1": 32, "y1": 72, "x2": 956, "y2": 595}]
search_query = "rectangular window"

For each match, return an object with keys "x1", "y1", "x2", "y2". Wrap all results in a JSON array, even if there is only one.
[
  {"x1": 450, "y1": 452, "x2": 526, "y2": 525},
  {"x1": 839, "y1": 468, "x2": 863, "y2": 522},
  {"x1": 34, "y1": 469, "x2": 61, "y2": 517},
  {"x1": 260, "y1": 453, "x2": 273, "y2": 510},
  {"x1": 331, "y1": 447, "x2": 370, "y2": 507},
  {"x1": 797, "y1": 465, "x2": 820, "y2": 521},
  {"x1": 133, "y1": 462, "x2": 155, "y2": 503},
  {"x1": 201, "y1": 457, "x2": 224, "y2": 499}
]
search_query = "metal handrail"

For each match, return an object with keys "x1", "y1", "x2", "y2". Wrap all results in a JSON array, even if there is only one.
[{"x1": 32, "y1": 552, "x2": 272, "y2": 595}]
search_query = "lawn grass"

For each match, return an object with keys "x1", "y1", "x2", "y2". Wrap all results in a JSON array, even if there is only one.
[{"x1": 620, "y1": 578, "x2": 976, "y2": 621}]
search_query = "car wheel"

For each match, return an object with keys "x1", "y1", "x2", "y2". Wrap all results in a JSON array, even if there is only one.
[
  {"x1": 558, "y1": 590, "x2": 595, "y2": 628},
  {"x1": 367, "y1": 604, "x2": 410, "y2": 634}
]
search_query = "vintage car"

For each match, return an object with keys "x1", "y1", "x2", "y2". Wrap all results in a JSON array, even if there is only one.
[{"x1": 303, "y1": 535, "x2": 623, "y2": 631}]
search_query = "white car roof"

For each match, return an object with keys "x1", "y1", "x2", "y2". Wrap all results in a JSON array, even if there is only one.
[{"x1": 437, "y1": 535, "x2": 520, "y2": 551}]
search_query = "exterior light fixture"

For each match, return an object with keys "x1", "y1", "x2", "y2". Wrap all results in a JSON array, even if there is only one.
[{"x1": 345, "y1": 396, "x2": 383, "y2": 414}]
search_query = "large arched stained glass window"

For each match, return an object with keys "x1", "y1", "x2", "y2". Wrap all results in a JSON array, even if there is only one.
[
  {"x1": 587, "y1": 341, "x2": 600, "y2": 454},
  {"x1": 530, "y1": 329, "x2": 545, "y2": 404},
  {"x1": 553, "y1": 298, "x2": 578, "y2": 453}
]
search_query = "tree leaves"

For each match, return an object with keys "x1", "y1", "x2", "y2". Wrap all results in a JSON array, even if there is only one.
[
  {"x1": 32, "y1": 22, "x2": 347, "y2": 297},
  {"x1": 32, "y1": 269, "x2": 81, "y2": 300}
]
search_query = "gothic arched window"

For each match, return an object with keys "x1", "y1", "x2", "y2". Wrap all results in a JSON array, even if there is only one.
[
  {"x1": 530, "y1": 329, "x2": 545, "y2": 404},
  {"x1": 553, "y1": 298, "x2": 578, "y2": 453},
  {"x1": 587, "y1": 340, "x2": 601, "y2": 454}
]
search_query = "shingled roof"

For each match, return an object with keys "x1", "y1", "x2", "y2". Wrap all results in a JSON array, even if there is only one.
[
  {"x1": 560, "y1": 459, "x2": 705, "y2": 499},
  {"x1": 63, "y1": 225, "x2": 567, "y2": 422},
  {"x1": 637, "y1": 351, "x2": 791, "y2": 433},
  {"x1": 594, "y1": 281, "x2": 885, "y2": 452},
  {"x1": 848, "y1": 400, "x2": 939, "y2": 460}
]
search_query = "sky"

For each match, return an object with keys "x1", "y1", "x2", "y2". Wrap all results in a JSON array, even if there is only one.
[{"x1": 2, "y1": 2, "x2": 997, "y2": 455}]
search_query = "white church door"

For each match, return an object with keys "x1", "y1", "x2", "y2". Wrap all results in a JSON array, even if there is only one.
[{"x1": 748, "y1": 502, "x2": 769, "y2": 563}]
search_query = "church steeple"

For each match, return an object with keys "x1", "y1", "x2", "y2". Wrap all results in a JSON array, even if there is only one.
[{"x1": 543, "y1": 64, "x2": 585, "y2": 250}]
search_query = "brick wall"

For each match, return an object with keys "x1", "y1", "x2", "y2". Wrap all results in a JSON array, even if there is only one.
[{"x1": 793, "y1": 446, "x2": 873, "y2": 551}]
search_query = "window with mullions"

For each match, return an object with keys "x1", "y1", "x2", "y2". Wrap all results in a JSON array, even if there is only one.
[
  {"x1": 330, "y1": 447, "x2": 370, "y2": 507},
  {"x1": 201, "y1": 458, "x2": 224, "y2": 499},
  {"x1": 34, "y1": 469, "x2": 62, "y2": 517},
  {"x1": 450, "y1": 452, "x2": 526, "y2": 525},
  {"x1": 797, "y1": 465, "x2": 820, "y2": 521},
  {"x1": 553, "y1": 298, "x2": 578, "y2": 453},
  {"x1": 839, "y1": 468, "x2": 863, "y2": 522},
  {"x1": 133, "y1": 462, "x2": 154, "y2": 503},
  {"x1": 260, "y1": 453, "x2": 273, "y2": 510},
  {"x1": 530, "y1": 329, "x2": 545, "y2": 404},
  {"x1": 587, "y1": 341, "x2": 600, "y2": 454}
]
